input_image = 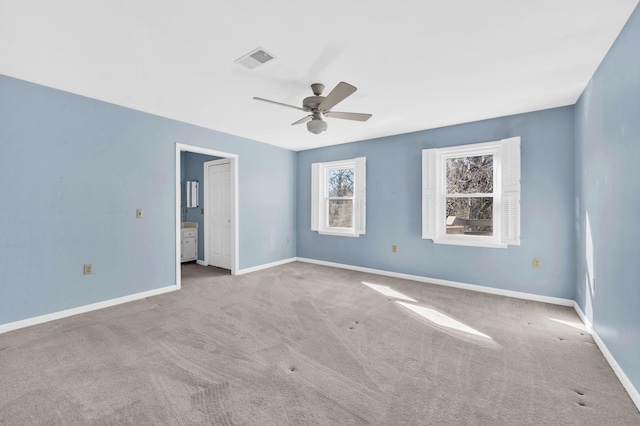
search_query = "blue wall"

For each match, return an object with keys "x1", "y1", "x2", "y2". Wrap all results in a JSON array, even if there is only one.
[
  {"x1": 0, "y1": 74, "x2": 296, "y2": 325},
  {"x1": 297, "y1": 107, "x2": 576, "y2": 299},
  {"x1": 182, "y1": 151, "x2": 221, "y2": 261},
  {"x1": 574, "y1": 3, "x2": 640, "y2": 395}
]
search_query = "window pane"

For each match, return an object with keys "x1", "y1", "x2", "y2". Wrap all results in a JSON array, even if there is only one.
[
  {"x1": 446, "y1": 197, "x2": 493, "y2": 235},
  {"x1": 328, "y1": 199, "x2": 353, "y2": 228},
  {"x1": 446, "y1": 155, "x2": 493, "y2": 194},
  {"x1": 328, "y1": 169, "x2": 354, "y2": 197}
]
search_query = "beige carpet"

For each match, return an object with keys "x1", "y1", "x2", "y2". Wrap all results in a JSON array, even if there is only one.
[{"x1": 0, "y1": 261, "x2": 638, "y2": 425}]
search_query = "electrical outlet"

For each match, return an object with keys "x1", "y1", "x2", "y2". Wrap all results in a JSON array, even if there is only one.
[
  {"x1": 392, "y1": 245, "x2": 397, "y2": 253},
  {"x1": 286, "y1": 237, "x2": 290, "y2": 244},
  {"x1": 533, "y1": 258, "x2": 541, "y2": 269},
  {"x1": 582, "y1": 269, "x2": 586, "y2": 280},
  {"x1": 200, "y1": 208, "x2": 204, "y2": 214},
  {"x1": 136, "y1": 209, "x2": 143, "y2": 218},
  {"x1": 84, "y1": 264, "x2": 93, "y2": 275}
]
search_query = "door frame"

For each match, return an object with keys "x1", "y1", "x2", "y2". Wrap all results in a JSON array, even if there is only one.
[
  {"x1": 203, "y1": 158, "x2": 232, "y2": 269},
  {"x1": 175, "y1": 143, "x2": 238, "y2": 290}
]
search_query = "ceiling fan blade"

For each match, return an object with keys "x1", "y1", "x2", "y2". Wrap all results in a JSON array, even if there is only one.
[
  {"x1": 318, "y1": 82, "x2": 357, "y2": 111},
  {"x1": 291, "y1": 115, "x2": 313, "y2": 125},
  {"x1": 253, "y1": 97, "x2": 305, "y2": 111},
  {"x1": 324, "y1": 111, "x2": 372, "y2": 122}
]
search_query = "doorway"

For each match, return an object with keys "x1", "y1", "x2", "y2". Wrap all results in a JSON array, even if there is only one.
[{"x1": 175, "y1": 143, "x2": 238, "y2": 290}]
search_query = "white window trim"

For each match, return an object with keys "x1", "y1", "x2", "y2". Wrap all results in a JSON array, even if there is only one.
[
  {"x1": 422, "y1": 137, "x2": 520, "y2": 249},
  {"x1": 311, "y1": 157, "x2": 366, "y2": 237}
]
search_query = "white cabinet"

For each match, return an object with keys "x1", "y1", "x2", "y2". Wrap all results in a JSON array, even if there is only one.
[{"x1": 181, "y1": 227, "x2": 198, "y2": 262}]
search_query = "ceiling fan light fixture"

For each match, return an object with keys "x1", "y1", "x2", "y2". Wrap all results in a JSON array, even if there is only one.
[{"x1": 307, "y1": 119, "x2": 327, "y2": 135}]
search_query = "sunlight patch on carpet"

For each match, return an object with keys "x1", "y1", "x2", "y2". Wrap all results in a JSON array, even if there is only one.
[
  {"x1": 549, "y1": 318, "x2": 587, "y2": 332},
  {"x1": 396, "y1": 301, "x2": 492, "y2": 339},
  {"x1": 362, "y1": 282, "x2": 417, "y2": 302}
]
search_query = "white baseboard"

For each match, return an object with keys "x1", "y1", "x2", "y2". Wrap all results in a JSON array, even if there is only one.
[
  {"x1": 295, "y1": 257, "x2": 574, "y2": 307},
  {"x1": 1, "y1": 255, "x2": 295, "y2": 334},
  {"x1": 196, "y1": 260, "x2": 207, "y2": 266},
  {"x1": 573, "y1": 302, "x2": 640, "y2": 411},
  {"x1": 572, "y1": 301, "x2": 593, "y2": 332},
  {"x1": 0, "y1": 285, "x2": 177, "y2": 335},
  {"x1": 236, "y1": 257, "x2": 298, "y2": 275}
]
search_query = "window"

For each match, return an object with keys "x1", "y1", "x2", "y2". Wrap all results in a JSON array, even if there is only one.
[
  {"x1": 311, "y1": 157, "x2": 366, "y2": 237},
  {"x1": 422, "y1": 137, "x2": 520, "y2": 248}
]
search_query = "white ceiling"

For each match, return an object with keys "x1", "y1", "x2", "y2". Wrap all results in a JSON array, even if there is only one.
[{"x1": 1, "y1": 1, "x2": 638, "y2": 151}]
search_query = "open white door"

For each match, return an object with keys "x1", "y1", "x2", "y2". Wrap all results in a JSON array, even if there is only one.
[{"x1": 204, "y1": 159, "x2": 232, "y2": 269}]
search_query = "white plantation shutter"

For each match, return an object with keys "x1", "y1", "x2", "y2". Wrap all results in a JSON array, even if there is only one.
[
  {"x1": 311, "y1": 162, "x2": 320, "y2": 231},
  {"x1": 354, "y1": 157, "x2": 366, "y2": 235},
  {"x1": 422, "y1": 149, "x2": 437, "y2": 240},
  {"x1": 500, "y1": 137, "x2": 521, "y2": 245}
]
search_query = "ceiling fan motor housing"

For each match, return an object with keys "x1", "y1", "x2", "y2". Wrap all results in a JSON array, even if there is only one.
[{"x1": 302, "y1": 96, "x2": 325, "y2": 111}]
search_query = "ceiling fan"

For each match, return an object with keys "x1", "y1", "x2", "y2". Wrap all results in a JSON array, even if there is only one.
[{"x1": 253, "y1": 81, "x2": 372, "y2": 135}]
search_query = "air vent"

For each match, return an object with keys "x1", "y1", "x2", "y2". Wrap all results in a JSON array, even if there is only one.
[{"x1": 235, "y1": 48, "x2": 275, "y2": 69}]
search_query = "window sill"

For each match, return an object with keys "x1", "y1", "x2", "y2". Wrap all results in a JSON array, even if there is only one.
[
  {"x1": 433, "y1": 237, "x2": 507, "y2": 249},
  {"x1": 317, "y1": 229, "x2": 361, "y2": 238}
]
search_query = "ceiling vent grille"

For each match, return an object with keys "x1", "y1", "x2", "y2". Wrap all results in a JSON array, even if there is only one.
[{"x1": 235, "y1": 48, "x2": 275, "y2": 69}]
